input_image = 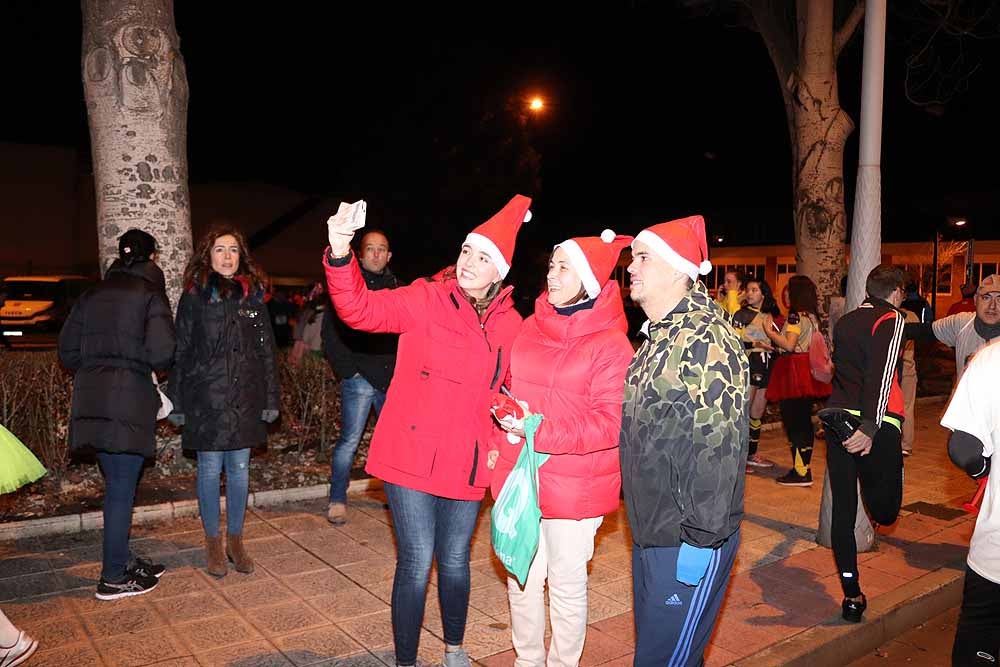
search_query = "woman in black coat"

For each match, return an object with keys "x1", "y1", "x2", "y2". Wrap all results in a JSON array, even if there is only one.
[
  {"x1": 58, "y1": 228, "x2": 176, "y2": 600},
  {"x1": 166, "y1": 225, "x2": 279, "y2": 578}
]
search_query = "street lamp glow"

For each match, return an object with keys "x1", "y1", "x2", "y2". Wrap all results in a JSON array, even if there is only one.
[
  {"x1": 953, "y1": 218, "x2": 967, "y2": 227},
  {"x1": 529, "y1": 97, "x2": 544, "y2": 111}
]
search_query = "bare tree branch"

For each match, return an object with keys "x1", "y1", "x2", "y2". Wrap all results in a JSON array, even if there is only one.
[{"x1": 835, "y1": 0, "x2": 866, "y2": 58}]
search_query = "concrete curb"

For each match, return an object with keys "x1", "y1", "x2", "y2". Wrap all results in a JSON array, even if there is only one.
[
  {"x1": 732, "y1": 560, "x2": 965, "y2": 667},
  {"x1": 0, "y1": 477, "x2": 383, "y2": 541}
]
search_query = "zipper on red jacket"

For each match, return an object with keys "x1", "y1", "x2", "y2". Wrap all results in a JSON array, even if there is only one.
[
  {"x1": 468, "y1": 441, "x2": 479, "y2": 486},
  {"x1": 490, "y1": 347, "x2": 502, "y2": 389}
]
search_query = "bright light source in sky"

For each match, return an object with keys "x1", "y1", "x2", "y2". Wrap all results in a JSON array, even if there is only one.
[{"x1": 529, "y1": 97, "x2": 544, "y2": 111}]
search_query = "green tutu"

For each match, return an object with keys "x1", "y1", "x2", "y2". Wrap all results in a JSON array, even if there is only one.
[{"x1": 0, "y1": 423, "x2": 47, "y2": 495}]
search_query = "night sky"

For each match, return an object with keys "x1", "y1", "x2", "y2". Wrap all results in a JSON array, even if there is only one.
[{"x1": 2, "y1": 2, "x2": 999, "y2": 281}]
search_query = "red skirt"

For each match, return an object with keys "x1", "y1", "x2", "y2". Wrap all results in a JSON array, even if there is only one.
[{"x1": 767, "y1": 353, "x2": 832, "y2": 402}]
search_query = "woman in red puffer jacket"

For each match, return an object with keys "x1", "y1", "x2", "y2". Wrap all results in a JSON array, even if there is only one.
[
  {"x1": 325, "y1": 196, "x2": 531, "y2": 667},
  {"x1": 490, "y1": 230, "x2": 634, "y2": 667}
]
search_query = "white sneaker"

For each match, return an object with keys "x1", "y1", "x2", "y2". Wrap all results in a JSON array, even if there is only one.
[
  {"x1": 0, "y1": 631, "x2": 38, "y2": 667},
  {"x1": 443, "y1": 648, "x2": 471, "y2": 667}
]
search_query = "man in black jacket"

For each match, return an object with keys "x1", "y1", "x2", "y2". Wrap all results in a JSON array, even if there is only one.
[
  {"x1": 823, "y1": 265, "x2": 906, "y2": 623},
  {"x1": 323, "y1": 230, "x2": 398, "y2": 524}
]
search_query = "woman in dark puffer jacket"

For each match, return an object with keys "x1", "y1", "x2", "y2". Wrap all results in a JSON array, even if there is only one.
[
  {"x1": 59, "y1": 228, "x2": 176, "y2": 600},
  {"x1": 166, "y1": 225, "x2": 279, "y2": 579}
]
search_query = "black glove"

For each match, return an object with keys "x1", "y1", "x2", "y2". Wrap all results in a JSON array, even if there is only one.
[
  {"x1": 261, "y1": 409, "x2": 279, "y2": 424},
  {"x1": 167, "y1": 413, "x2": 185, "y2": 427}
]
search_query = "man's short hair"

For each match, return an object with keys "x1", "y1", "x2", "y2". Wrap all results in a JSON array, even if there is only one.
[
  {"x1": 357, "y1": 228, "x2": 390, "y2": 250},
  {"x1": 867, "y1": 265, "x2": 905, "y2": 300}
]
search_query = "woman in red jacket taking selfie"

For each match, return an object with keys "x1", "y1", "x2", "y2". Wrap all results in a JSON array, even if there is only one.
[
  {"x1": 324, "y1": 196, "x2": 530, "y2": 667},
  {"x1": 490, "y1": 230, "x2": 634, "y2": 667}
]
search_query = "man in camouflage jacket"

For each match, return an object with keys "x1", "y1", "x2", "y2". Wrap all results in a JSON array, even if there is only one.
[{"x1": 621, "y1": 216, "x2": 749, "y2": 666}]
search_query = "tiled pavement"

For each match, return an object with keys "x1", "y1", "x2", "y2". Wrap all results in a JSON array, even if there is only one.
[{"x1": 0, "y1": 397, "x2": 979, "y2": 666}]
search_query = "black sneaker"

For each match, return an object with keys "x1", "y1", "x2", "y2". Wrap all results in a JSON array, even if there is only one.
[
  {"x1": 776, "y1": 470, "x2": 813, "y2": 487},
  {"x1": 129, "y1": 554, "x2": 166, "y2": 579},
  {"x1": 842, "y1": 594, "x2": 867, "y2": 622},
  {"x1": 95, "y1": 571, "x2": 159, "y2": 600}
]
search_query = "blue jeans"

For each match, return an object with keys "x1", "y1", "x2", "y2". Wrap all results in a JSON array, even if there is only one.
[
  {"x1": 197, "y1": 449, "x2": 251, "y2": 537},
  {"x1": 96, "y1": 452, "x2": 145, "y2": 582},
  {"x1": 384, "y1": 482, "x2": 481, "y2": 666},
  {"x1": 329, "y1": 374, "x2": 385, "y2": 503}
]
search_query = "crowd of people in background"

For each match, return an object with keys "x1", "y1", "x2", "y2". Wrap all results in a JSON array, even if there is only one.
[{"x1": 2, "y1": 198, "x2": 998, "y2": 667}]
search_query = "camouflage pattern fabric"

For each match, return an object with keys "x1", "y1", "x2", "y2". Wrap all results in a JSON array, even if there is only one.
[{"x1": 620, "y1": 281, "x2": 750, "y2": 549}]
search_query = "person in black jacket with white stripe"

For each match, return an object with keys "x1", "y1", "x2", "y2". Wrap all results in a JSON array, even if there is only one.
[
  {"x1": 824, "y1": 264, "x2": 907, "y2": 623},
  {"x1": 58, "y1": 229, "x2": 176, "y2": 600}
]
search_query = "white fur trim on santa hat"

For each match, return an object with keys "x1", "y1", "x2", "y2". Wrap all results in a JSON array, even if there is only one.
[
  {"x1": 554, "y1": 239, "x2": 601, "y2": 299},
  {"x1": 600, "y1": 229, "x2": 615, "y2": 243},
  {"x1": 523, "y1": 210, "x2": 532, "y2": 223},
  {"x1": 634, "y1": 229, "x2": 712, "y2": 281},
  {"x1": 463, "y1": 232, "x2": 511, "y2": 279}
]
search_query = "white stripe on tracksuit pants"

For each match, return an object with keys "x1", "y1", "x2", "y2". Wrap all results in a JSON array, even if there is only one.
[{"x1": 632, "y1": 531, "x2": 740, "y2": 667}]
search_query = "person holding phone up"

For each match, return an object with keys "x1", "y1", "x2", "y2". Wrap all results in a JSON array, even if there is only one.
[
  {"x1": 323, "y1": 196, "x2": 531, "y2": 667},
  {"x1": 489, "y1": 230, "x2": 634, "y2": 667}
]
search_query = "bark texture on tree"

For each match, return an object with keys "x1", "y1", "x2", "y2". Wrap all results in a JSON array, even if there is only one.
[
  {"x1": 82, "y1": 0, "x2": 191, "y2": 310},
  {"x1": 752, "y1": 0, "x2": 864, "y2": 321}
]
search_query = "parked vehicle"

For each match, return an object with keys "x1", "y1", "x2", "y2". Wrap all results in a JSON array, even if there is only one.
[{"x1": 1, "y1": 275, "x2": 94, "y2": 340}]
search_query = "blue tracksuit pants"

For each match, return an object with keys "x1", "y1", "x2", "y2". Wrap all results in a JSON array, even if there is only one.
[{"x1": 631, "y1": 531, "x2": 740, "y2": 667}]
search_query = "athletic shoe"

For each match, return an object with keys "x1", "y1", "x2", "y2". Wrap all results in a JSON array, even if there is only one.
[
  {"x1": 443, "y1": 648, "x2": 471, "y2": 667},
  {"x1": 95, "y1": 571, "x2": 159, "y2": 601},
  {"x1": 842, "y1": 594, "x2": 867, "y2": 623},
  {"x1": 747, "y1": 453, "x2": 775, "y2": 468},
  {"x1": 0, "y1": 631, "x2": 38, "y2": 667},
  {"x1": 129, "y1": 554, "x2": 166, "y2": 579},
  {"x1": 776, "y1": 470, "x2": 813, "y2": 487}
]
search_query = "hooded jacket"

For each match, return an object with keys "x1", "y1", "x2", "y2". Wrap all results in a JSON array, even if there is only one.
[
  {"x1": 167, "y1": 273, "x2": 280, "y2": 451},
  {"x1": 491, "y1": 281, "x2": 634, "y2": 519},
  {"x1": 58, "y1": 260, "x2": 176, "y2": 457},
  {"x1": 324, "y1": 250, "x2": 522, "y2": 501},
  {"x1": 620, "y1": 281, "x2": 749, "y2": 549}
]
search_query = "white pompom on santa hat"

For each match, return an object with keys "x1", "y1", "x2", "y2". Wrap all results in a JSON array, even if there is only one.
[
  {"x1": 632, "y1": 214, "x2": 713, "y2": 281},
  {"x1": 554, "y1": 229, "x2": 634, "y2": 299},
  {"x1": 463, "y1": 195, "x2": 533, "y2": 279}
]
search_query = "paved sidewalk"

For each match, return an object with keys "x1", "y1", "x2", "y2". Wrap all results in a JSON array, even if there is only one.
[{"x1": 0, "y1": 397, "x2": 978, "y2": 666}]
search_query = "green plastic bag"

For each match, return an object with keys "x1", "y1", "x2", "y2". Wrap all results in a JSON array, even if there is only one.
[{"x1": 491, "y1": 414, "x2": 548, "y2": 586}]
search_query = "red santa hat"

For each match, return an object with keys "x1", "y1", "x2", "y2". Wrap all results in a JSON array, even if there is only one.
[
  {"x1": 633, "y1": 215, "x2": 713, "y2": 281},
  {"x1": 554, "y1": 229, "x2": 634, "y2": 299},
  {"x1": 463, "y1": 195, "x2": 533, "y2": 279}
]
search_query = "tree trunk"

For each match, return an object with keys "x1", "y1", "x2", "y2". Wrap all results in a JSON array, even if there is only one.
[
  {"x1": 81, "y1": 0, "x2": 191, "y2": 310},
  {"x1": 789, "y1": 0, "x2": 852, "y2": 321}
]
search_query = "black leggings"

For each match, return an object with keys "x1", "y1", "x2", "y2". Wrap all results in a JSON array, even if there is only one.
[
  {"x1": 953, "y1": 566, "x2": 1000, "y2": 666},
  {"x1": 826, "y1": 424, "x2": 904, "y2": 597},
  {"x1": 779, "y1": 398, "x2": 815, "y2": 473}
]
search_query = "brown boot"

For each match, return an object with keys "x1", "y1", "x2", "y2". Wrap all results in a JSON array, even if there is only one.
[
  {"x1": 204, "y1": 535, "x2": 227, "y2": 578},
  {"x1": 226, "y1": 534, "x2": 255, "y2": 574}
]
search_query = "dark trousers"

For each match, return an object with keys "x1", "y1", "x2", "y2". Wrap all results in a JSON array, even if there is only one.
[
  {"x1": 96, "y1": 451, "x2": 145, "y2": 582},
  {"x1": 953, "y1": 566, "x2": 1000, "y2": 666},
  {"x1": 383, "y1": 482, "x2": 481, "y2": 666},
  {"x1": 780, "y1": 398, "x2": 815, "y2": 474},
  {"x1": 826, "y1": 424, "x2": 903, "y2": 597},
  {"x1": 631, "y1": 532, "x2": 740, "y2": 667}
]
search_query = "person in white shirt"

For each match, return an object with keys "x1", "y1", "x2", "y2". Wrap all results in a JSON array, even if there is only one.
[{"x1": 940, "y1": 338, "x2": 999, "y2": 666}]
